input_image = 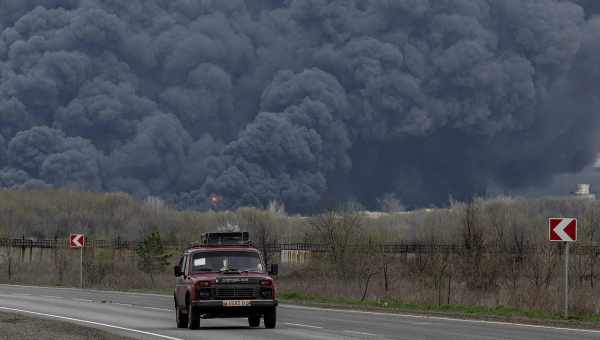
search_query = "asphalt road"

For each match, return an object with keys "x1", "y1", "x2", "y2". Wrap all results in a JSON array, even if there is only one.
[{"x1": 0, "y1": 284, "x2": 599, "y2": 340}]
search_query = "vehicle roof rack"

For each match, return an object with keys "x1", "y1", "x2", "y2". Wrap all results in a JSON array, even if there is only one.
[{"x1": 200, "y1": 231, "x2": 252, "y2": 246}]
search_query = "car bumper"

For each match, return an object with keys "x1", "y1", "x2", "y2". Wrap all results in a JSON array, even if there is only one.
[{"x1": 192, "y1": 299, "x2": 278, "y2": 308}]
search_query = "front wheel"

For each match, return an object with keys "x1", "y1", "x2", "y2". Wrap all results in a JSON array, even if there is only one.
[
  {"x1": 264, "y1": 308, "x2": 276, "y2": 329},
  {"x1": 248, "y1": 315, "x2": 260, "y2": 327},
  {"x1": 175, "y1": 304, "x2": 188, "y2": 328},
  {"x1": 188, "y1": 303, "x2": 200, "y2": 329}
]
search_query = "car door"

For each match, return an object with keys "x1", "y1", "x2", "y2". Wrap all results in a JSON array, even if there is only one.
[{"x1": 175, "y1": 254, "x2": 188, "y2": 307}]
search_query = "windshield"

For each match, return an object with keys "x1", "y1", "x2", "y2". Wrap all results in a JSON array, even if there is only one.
[{"x1": 191, "y1": 251, "x2": 264, "y2": 273}]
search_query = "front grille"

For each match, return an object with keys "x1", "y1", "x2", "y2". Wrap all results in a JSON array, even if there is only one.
[{"x1": 215, "y1": 287, "x2": 257, "y2": 299}]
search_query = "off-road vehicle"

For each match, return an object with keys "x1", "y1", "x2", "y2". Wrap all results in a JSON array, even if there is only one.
[{"x1": 173, "y1": 232, "x2": 278, "y2": 329}]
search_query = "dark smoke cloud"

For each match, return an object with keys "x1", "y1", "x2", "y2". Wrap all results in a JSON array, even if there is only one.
[
  {"x1": 0, "y1": 0, "x2": 599, "y2": 212},
  {"x1": 0, "y1": 133, "x2": 6, "y2": 166}
]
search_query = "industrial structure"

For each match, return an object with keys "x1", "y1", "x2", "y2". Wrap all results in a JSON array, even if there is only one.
[{"x1": 573, "y1": 184, "x2": 596, "y2": 200}]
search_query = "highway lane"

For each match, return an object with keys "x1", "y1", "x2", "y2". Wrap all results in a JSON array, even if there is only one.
[{"x1": 0, "y1": 284, "x2": 599, "y2": 340}]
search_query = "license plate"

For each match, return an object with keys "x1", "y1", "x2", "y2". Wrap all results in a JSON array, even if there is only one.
[{"x1": 223, "y1": 300, "x2": 251, "y2": 307}]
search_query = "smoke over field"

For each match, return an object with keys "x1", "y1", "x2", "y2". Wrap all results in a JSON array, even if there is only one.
[{"x1": 1, "y1": 0, "x2": 600, "y2": 212}]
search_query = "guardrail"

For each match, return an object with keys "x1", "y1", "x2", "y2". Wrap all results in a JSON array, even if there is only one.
[{"x1": 2, "y1": 237, "x2": 600, "y2": 255}]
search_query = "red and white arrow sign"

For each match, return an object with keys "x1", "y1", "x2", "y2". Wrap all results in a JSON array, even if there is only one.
[
  {"x1": 549, "y1": 218, "x2": 577, "y2": 242},
  {"x1": 69, "y1": 234, "x2": 86, "y2": 248}
]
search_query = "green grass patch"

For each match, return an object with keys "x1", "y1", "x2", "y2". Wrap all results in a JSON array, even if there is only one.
[{"x1": 278, "y1": 291, "x2": 600, "y2": 322}]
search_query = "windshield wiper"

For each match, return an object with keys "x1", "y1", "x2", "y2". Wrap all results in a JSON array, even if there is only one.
[{"x1": 219, "y1": 267, "x2": 240, "y2": 273}]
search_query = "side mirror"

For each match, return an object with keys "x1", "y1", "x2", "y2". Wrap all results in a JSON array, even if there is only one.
[
  {"x1": 174, "y1": 265, "x2": 182, "y2": 277},
  {"x1": 268, "y1": 263, "x2": 279, "y2": 276}
]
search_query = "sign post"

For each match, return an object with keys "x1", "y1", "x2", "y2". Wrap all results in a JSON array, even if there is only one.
[
  {"x1": 69, "y1": 234, "x2": 86, "y2": 288},
  {"x1": 564, "y1": 242, "x2": 569, "y2": 318},
  {"x1": 548, "y1": 218, "x2": 577, "y2": 318}
]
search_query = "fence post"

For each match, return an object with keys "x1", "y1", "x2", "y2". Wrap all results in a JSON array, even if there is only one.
[{"x1": 20, "y1": 235, "x2": 25, "y2": 262}]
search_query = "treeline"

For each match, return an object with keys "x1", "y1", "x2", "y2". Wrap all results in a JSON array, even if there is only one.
[
  {"x1": 287, "y1": 197, "x2": 600, "y2": 316},
  {"x1": 3, "y1": 189, "x2": 600, "y2": 316},
  {"x1": 0, "y1": 189, "x2": 304, "y2": 243}
]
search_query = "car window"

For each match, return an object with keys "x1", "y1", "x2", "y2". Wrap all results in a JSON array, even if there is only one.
[
  {"x1": 176, "y1": 256, "x2": 184, "y2": 276},
  {"x1": 191, "y1": 252, "x2": 264, "y2": 273},
  {"x1": 182, "y1": 255, "x2": 189, "y2": 275}
]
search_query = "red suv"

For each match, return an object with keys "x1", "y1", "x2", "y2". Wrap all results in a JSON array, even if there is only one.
[{"x1": 174, "y1": 232, "x2": 278, "y2": 329}]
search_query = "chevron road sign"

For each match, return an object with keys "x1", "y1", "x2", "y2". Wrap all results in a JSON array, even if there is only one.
[
  {"x1": 69, "y1": 234, "x2": 86, "y2": 248},
  {"x1": 549, "y1": 218, "x2": 577, "y2": 242},
  {"x1": 548, "y1": 217, "x2": 577, "y2": 319},
  {"x1": 69, "y1": 233, "x2": 86, "y2": 288}
]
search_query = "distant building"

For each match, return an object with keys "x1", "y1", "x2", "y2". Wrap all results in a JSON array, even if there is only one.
[{"x1": 573, "y1": 184, "x2": 596, "y2": 200}]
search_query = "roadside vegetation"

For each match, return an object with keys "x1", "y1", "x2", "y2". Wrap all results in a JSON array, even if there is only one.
[
  {"x1": 2, "y1": 189, "x2": 600, "y2": 322},
  {"x1": 277, "y1": 291, "x2": 600, "y2": 325}
]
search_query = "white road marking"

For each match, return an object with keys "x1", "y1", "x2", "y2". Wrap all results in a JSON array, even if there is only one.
[
  {"x1": 406, "y1": 321, "x2": 433, "y2": 326},
  {"x1": 0, "y1": 285, "x2": 173, "y2": 313},
  {"x1": 0, "y1": 284, "x2": 169, "y2": 298},
  {"x1": 142, "y1": 306, "x2": 173, "y2": 312},
  {"x1": 111, "y1": 302, "x2": 133, "y2": 307},
  {"x1": 0, "y1": 306, "x2": 182, "y2": 340},
  {"x1": 344, "y1": 330, "x2": 377, "y2": 336},
  {"x1": 281, "y1": 304, "x2": 600, "y2": 334},
  {"x1": 283, "y1": 322, "x2": 323, "y2": 329}
]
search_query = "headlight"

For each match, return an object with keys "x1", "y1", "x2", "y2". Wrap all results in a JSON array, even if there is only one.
[
  {"x1": 260, "y1": 279, "x2": 272, "y2": 286},
  {"x1": 260, "y1": 288, "x2": 273, "y2": 299},
  {"x1": 198, "y1": 280, "x2": 213, "y2": 287},
  {"x1": 197, "y1": 287, "x2": 211, "y2": 299}
]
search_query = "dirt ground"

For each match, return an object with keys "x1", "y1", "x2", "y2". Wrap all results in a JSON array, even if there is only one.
[{"x1": 0, "y1": 312, "x2": 134, "y2": 340}]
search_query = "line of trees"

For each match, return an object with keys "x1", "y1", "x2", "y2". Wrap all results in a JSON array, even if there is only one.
[
  {"x1": 2, "y1": 189, "x2": 600, "y2": 316},
  {"x1": 284, "y1": 197, "x2": 600, "y2": 316}
]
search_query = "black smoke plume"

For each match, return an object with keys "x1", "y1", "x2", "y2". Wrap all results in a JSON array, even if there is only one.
[{"x1": 1, "y1": 0, "x2": 600, "y2": 212}]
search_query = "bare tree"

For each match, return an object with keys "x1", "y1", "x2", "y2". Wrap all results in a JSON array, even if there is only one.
[
  {"x1": 377, "y1": 193, "x2": 405, "y2": 213},
  {"x1": 582, "y1": 203, "x2": 600, "y2": 288},
  {"x1": 309, "y1": 209, "x2": 363, "y2": 280},
  {"x1": 355, "y1": 236, "x2": 384, "y2": 301},
  {"x1": 239, "y1": 208, "x2": 279, "y2": 268},
  {"x1": 462, "y1": 200, "x2": 483, "y2": 253}
]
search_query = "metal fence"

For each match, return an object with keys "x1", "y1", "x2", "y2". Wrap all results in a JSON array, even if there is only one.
[
  {"x1": 0, "y1": 238, "x2": 140, "y2": 250},
  {"x1": 2, "y1": 237, "x2": 600, "y2": 255}
]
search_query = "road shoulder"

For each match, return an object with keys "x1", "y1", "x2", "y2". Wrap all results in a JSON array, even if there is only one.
[
  {"x1": 0, "y1": 311, "x2": 134, "y2": 340},
  {"x1": 280, "y1": 299, "x2": 600, "y2": 331}
]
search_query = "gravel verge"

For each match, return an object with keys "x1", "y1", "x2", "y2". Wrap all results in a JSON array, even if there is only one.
[{"x1": 0, "y1": 312, "x2": 134, "y2": 340}]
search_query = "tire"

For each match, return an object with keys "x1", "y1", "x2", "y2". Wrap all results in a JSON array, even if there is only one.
[
  {"x1": 248, "y1": 315, "x2": 260, "y2": 328},
  {"x1": 264, "y1": 308, "x2": 276, "y2": 329},
  {"x1": 187, "y1": 302, "x2": 200, "y2": 329},
  {"x1": 175, "y1": 304, "x2": 188, "y2": 328}
]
